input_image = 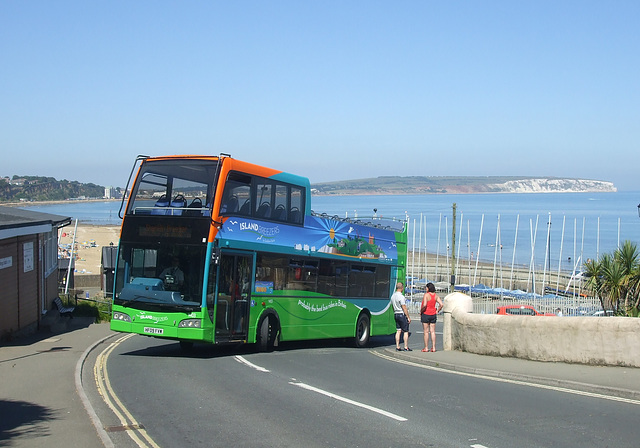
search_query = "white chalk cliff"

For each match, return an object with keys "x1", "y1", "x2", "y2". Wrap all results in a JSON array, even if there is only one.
[{"x1": 489, "y1": 178, "x2": 616, "y2": 193}]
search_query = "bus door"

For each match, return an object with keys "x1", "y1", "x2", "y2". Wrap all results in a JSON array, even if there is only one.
[{"x1": 214, "y1": 253, "x2": 253, "y2": 341}]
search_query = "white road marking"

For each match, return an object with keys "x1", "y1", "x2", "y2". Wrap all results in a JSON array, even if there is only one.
[
  {"x1": 234, "y1": 355, "x2": 271, "y2": 372},
  {"x1": 234, "y1": 356, "x2": 407, "y2": 421},
  {"x1": 372, "y1": 350, "x2": 640, "y2": 406},
  {"x1": 289, "y1": 380, "x2": 408, "y2": 422},
  {"x1": 235, "y1": 356, "x2": 407, "y2": 421}
]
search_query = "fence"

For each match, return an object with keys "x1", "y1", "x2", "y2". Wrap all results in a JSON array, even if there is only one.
[
  {"x1": 58, "y1": 288, "x2": 112, "y2": 317},
  {"x1": 406, "y1": 252, "x2": 603, "y2": 316}
]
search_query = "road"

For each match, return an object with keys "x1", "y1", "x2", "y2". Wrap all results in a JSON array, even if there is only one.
[{"x1": 85, "y1": 322, "x2": 640, "y2": 448}]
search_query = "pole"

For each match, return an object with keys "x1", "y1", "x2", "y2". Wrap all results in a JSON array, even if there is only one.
[
  {"x1": 411, "y1": 218, "x2": 416, "y2": 296},
  {"x1": 435, "y1": 214, "x2": 442, "y2": 280},
  {"x1": 64, "y1": 219, "x2": 78, "y2": 296},
  {"x1": 510, "y1": 214, "x2": 520, "y2": 290},
  {"x1": 450, "y1": 203, "x2": 457, "y2": 291},
  {"x1": 542, "y1": 213, "x2": 551, "y2": 295},
  {"x1": 423, "y1": 215, "x2": 428, "y2": 282},
  {"x1": 473, "y1": 214, "x2": 484, "y2": 286},
  {"x1": 456, "y1": 212, "x2": 463, "y2": 283}
]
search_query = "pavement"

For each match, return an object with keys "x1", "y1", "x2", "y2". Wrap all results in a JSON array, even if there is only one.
[{"x1": 2, "y1": 315, "x2": 640, "y2": 447}]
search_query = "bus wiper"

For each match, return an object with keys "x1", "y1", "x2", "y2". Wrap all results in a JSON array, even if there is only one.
[
  {"x1": 121, "y1": 294, "x2": 147, "y2": 308},
  {"x1": 121, "y1": 294, "x2": 164, "y2": 308}
]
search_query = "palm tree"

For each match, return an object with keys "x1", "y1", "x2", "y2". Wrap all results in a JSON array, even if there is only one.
[
  {"x1": 584, "y1": 241, "x2": 640, "y2": 316},
  {"x1": 583, "y1": 257, "x2": 606, "y2": 311},
  {"x1": 629, "y1": 267, "x2": 640, "y2": 316},
  {"x1": 614, "y1": 241, "x2": 640, "y2": 314},
  {"x1": 601, "y1": 255, "x2": 626, "y2": 314}
]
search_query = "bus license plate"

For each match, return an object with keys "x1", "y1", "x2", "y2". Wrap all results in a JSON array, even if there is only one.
[{"x1": 144, "y1": 327, "x2": 163, "y2": 335}]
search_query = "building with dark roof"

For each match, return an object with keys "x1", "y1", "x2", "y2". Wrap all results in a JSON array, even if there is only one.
[{"x1": 0, "y1": 206, "x2": 71, "y2": 340}]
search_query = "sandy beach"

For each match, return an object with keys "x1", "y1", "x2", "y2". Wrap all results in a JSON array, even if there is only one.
[{"x1": 59, "y1": 224, "x2": 121, "y2": 274}]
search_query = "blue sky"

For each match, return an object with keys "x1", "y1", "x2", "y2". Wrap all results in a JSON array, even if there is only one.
[{"x1": 1, "y1": 1, "x2": 638, "y2": 190}]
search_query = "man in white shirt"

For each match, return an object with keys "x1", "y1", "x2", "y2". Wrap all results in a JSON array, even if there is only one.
[{"x1": 390, "y1": 282, "x2": 411, "y2": 351}]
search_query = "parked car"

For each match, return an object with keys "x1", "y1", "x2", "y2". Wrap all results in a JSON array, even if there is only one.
[
  {"x1": 496, "y1": 305, "x2": 555, "y2": 316},
  {"x1": 590, "y1": 309, "x2": 615, "y2": 317}
]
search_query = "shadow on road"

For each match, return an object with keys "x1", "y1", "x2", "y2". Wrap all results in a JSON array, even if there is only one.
[{"x1": 117, "y1": 334, "x2": 397, "y2": 359}]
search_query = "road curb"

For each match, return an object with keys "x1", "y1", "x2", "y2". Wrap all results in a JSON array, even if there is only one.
[
  {"x1": 75, "y1": 332, "x2": 121, "y2": 448},
  {"x1": 381, "y1": 348, "x2": 640, "y2": 402}
]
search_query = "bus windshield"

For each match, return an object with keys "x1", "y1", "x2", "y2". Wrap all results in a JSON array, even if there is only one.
[
  {"x1": 126, "y1": 159, "x2": 218, "y2": 216},
  {"x1": 114, "y1": 242, "x2": 206, "y2": 312}
]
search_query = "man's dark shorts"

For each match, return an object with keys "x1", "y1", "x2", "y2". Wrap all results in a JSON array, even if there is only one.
[{"x1": 394, "y1": 313, "x2": 409, "y2": 332}]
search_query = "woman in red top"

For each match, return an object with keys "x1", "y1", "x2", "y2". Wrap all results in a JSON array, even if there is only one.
[{"x1": 420, "y1": 282, "x2": 443, "y2": 352}]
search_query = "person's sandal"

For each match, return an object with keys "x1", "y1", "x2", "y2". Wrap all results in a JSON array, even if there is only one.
[
  {"x1": 421, "y1": 348, "x2": 428, "y2": 352},
  {"x1": 404, "y1": 348, "x2": 412, "y2": 351}
]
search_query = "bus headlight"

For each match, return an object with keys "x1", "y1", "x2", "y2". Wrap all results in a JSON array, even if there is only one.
[
  {"x1": 113, "y1": 312, "x2": 132, "y2": 322},
  {"x1": 179, "y1": 319, "x2": 201, "y2": 328}
]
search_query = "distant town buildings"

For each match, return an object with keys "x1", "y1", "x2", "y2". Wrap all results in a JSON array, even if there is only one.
[
  {"x1": 104, "y1": 186, "x2": 122, "y2": 199},
  {"x1": 1, "y1": 176, "x2": 27, "y2": 186}
]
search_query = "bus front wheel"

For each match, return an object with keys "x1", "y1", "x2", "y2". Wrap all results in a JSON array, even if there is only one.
[
  {"x1": 354, "y1": 313, "x2": 370, "y2": 348},
  {"x1": 258, "y1": 315, "x2": 279, "y2": 352}
]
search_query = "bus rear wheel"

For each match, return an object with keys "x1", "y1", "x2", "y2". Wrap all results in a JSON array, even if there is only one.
[
  {"x1": 354, "y1": 313, "x2": 370, "y2": 348},
  {"x1": 258, "y1": 315, "x2": 279, "y2": 352}
]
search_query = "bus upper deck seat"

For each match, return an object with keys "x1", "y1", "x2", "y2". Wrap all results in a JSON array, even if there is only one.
[
  {"x1": 169, "y1": 194, "x2": 187, "y2": 216},
  {"x1": 290, "y1": 207, "x2": 302, "y2": 224},
  {"x1": 221, "y1": 196, "x2": 238, "y2": 214},
  {"x1": 239, "y1": 199, "x2": 251, "y2": 216},
  {"x1": 186, "y1": 197, "x2": 204, "y2": 216},
  {"x1": 151, "y1": 195, "x2": 170, "y2": 215},
  {"x1": 256, "y1": 202, "x2": 271, "y2": 219},
  {"x1": 272, "y1": 204, "x2": 287, "y2": 221}
]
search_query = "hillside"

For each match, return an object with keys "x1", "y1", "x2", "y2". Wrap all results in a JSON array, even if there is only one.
[
  {"x1": 311, "y1": 176, "x2": 617, "y2": 195},
  {"x1": 0, "y1": 176, "x2": 106, "y2": 202}
]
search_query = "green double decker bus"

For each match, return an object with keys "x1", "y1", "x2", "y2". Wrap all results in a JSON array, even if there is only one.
[{"x1": 110, "y1": 154, "x2": 407, "y2": 350}]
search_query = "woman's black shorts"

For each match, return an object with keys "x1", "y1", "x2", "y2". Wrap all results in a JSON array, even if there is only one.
[{"x1": 421, "y1": 314, "x2": 437, "y2": 324}]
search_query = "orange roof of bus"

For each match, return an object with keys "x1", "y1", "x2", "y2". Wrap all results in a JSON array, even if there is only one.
[{"x1": 145, "y1": 155, "x2": 282, "y2": 179}]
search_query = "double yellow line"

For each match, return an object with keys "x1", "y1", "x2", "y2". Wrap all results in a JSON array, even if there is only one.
[{"x1": 94, "y1": 334, "x2": 161, "y2": 448}]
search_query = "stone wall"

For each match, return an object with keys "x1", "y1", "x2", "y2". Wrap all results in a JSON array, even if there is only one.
[
  {"x1": 443, "y1": 292, "x2": 640, "y2": 368},
  {"x1": 73, "y1": 274, "x2": 102, "y2": 288}
]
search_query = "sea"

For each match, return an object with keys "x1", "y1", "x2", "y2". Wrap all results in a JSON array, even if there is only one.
[{"x1": 20, "y1": 191, "x2": 640, "y2": 273}]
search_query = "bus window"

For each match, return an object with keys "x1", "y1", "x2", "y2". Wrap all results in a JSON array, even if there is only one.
[
  {"x1": 131, "y1": 249, "x2": 158, "y2": 279},
  {"x1": 222, "y1": 173, "x2": 252, "y2": 216},
  {"x1": 349, "y1": 264, "x2": 375, "y2": 297},
  {"x1": 318, "y1": 260, "x2": 348, "y2": 297},
  {"x1": 256, "y1": 254, "x2": 287, "y2": 291},
  {"x1": 127, "y1": 159, "x2": 217, "y2": 216},
  {"x1": 273, "y1": 184, "x2": 288, "y2": 221},
  {"x1": 290, "y1": 186, "x2": 303, "y2": 224},
  {"x1": 116, "y1": 243, "x2": 206, "y2": 306},
  {"x1": 375, "y1": 265, "x2": 391, "y2": 298},
  {"x1": 255, "y1": 182, "x2": 272, "y2": 218},
  {"x1": 287, "y1": 259, "x2": 317, "y2": 291}
]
